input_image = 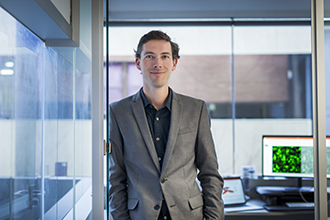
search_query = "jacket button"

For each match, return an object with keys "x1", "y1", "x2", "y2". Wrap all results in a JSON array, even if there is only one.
[
  {"x1": 161, "y1": 178, "x2": 167, "y2": 183},
  {"x1": 154, "y1": 204, "x2": 160, "y2": 210}
]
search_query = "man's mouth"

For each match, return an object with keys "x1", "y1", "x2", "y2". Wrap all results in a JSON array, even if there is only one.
[{"x1": 150, "y1": 70, "x2": 165, "y2": 75}]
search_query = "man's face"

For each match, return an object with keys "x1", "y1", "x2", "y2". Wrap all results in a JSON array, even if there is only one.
[{"x1": 135, "y1": 39, "x2": 178, "y2": 90}]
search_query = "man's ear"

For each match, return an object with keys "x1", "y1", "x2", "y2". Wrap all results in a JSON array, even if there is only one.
[
  {"x1": 135, "y1": 57, "x2": 141, "y2": 70},
  {"x1": 171, "y1": 58, "x2": 178, "y2": 71}
]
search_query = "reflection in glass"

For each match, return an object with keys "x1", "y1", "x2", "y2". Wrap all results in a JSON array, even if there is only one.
[{"x1": 0, "y1": 5, "x2": 92, "y2": 219}]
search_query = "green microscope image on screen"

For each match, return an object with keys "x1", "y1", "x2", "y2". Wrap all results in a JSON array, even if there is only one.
[{"x1": 272, "y1": 146, "x2": 301, "y2": 173}]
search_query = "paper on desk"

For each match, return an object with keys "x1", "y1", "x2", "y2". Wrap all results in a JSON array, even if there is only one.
[{"x1": 224, "y1": 204, "x2": 264, "y2": 213}]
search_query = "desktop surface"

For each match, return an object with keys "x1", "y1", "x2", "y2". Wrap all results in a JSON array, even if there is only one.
[
  {"x1": 225, "y1": 199, "x2": 315, "y2": 220},
  {"x1": 225, "y1": 176, "x2": 330, "y2": 220}
]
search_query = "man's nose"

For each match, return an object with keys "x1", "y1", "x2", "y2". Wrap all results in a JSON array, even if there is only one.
[{"x1": 153, "y1": 58, "x2": 162, "y2": 69}]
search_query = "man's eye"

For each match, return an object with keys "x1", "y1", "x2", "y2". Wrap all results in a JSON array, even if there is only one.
[{"x1": 162, "y1": 55, "x2": 170, "y2": 59}]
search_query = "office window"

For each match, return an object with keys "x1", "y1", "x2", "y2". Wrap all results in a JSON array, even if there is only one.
[
  {"x1": 106, "y1": 25, "x2": 312, "y2": 176},
  {"x1": 107, "y1": 26, "x2": 232, "y2": 107},
  {"x1": 230, "y1": 26, "x2": 312, "y2": 175}
]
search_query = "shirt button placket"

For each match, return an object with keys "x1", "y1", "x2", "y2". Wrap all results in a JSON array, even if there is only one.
[{"x1": 155, "y1": 114, "x2": 160, "y2": 142}]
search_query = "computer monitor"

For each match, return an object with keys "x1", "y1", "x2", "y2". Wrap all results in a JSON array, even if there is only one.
[{"x1": 262, "y1": 135, "x2": 330, "y2": 179}]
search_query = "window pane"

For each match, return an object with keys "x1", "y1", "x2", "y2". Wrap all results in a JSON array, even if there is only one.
[
  {"x1": 0, "y1": 7, "x2": 44, "y2": 219},
  {"x1": 325, "y1": 18, "x2": 330, "y2": 208},
  {"x1": 326, "y1": 26, "x2": 330, "y2": 137},
  {"x1": 109, "y1": 26, "x2": 232, "y2": 107},
  {"x1": 108, "y1": 26, "x2": 233, "y2": 175},
  {"x1": 107, "y1": 25, "x2": 313, "y2": 177},
  {"x1": 232, "y1": 26, "x2": 312, "y2": 175}
]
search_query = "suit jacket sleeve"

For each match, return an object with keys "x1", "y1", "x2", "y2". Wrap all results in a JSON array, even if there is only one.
[
  {"x1": 108, "y1": 104, "x2": 131, "y2": 220},
  {"x1": 195, "y1": 102, "x2": 225, "y2": 220}
]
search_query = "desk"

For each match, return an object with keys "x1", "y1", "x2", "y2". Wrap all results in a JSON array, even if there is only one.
[{"x1": 225, "y1": 199, "x2": 314, "y2": 220}]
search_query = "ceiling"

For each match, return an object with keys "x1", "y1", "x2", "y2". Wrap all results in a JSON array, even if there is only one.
[{"x1": 105, "y1": 0, "x2": 330, "y2": 21}]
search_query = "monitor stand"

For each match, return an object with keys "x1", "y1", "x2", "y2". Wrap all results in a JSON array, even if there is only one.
[{"x1": 297, "y1": 177, "x2": 302, "y2": 188}]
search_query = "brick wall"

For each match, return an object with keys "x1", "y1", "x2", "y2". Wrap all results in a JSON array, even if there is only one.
[{"x1": 109, "y1": 54, "x2": 289, "y2": 103}]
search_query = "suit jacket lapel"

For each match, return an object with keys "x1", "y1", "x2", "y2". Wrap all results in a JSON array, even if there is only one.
[
  {"x1": 161, "y1": 92, "x2": 182, "y2": 175},
  {"x1": 132, "y1": 92, "x2": 161, "y2": 172}
]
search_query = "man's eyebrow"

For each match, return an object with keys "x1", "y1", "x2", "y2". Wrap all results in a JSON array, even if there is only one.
[
  {"x1": 144, "y1": 51, "x2": 155, "y2": 55},
  {"x1": 143, "y1": 51, "x2": 171, "y2": 55}
]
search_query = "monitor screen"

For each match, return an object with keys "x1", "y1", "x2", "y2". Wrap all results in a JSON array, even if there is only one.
[{"x1": 262, "y1": 135, "x2": 330, "y2": 178}]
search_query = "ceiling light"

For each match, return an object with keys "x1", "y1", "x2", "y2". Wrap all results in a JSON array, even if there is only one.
[
  {"x1": 5, "y1": 61, "x2": 14, "y2": 68},
  {"x1": 0, "y1": 69, "x2": 14, "y2": 75}
]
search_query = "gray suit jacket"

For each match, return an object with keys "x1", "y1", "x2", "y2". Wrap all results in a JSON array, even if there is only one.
[{"x1": 109, "y1": 89, "x2": 224, "y2": 220}]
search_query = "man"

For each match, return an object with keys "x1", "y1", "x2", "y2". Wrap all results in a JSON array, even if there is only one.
[{"x1": 109, "y1": 30, "x2": 224, "y2": 220}]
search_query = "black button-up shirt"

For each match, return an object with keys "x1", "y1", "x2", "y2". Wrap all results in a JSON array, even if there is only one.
[
  {"x1": 140, "y1": 88, "x2": 172, "y2": 169},
  {"x1": 140, "y1": 88, "x2": 172, "y2": 220}
]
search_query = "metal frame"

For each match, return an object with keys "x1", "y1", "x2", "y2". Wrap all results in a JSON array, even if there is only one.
[
  {"x1": 311, "y1": 0, "x2": 328, "y2": 219},
  {"x1": 92, "y1": 0, "x2": 104, "y2": 219}
]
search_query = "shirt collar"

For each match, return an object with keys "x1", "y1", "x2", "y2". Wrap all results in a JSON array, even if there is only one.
[{"x1": 140, "y1": 87, "x2": 172, "y2": 111}]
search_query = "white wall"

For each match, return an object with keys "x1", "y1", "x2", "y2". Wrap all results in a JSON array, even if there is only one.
[
  {"x1": 212, "y1": 119, "x2": 312, "y2": 176},
  {"x1": 106, "y1": 26, "x2": 311, "y2": 56},
  {"x1": 0, "y1": 119, "x2": 311, "y2": 177},
  {"x1": 0, "y1": 119, "x2": 92, "y2": 177}
]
